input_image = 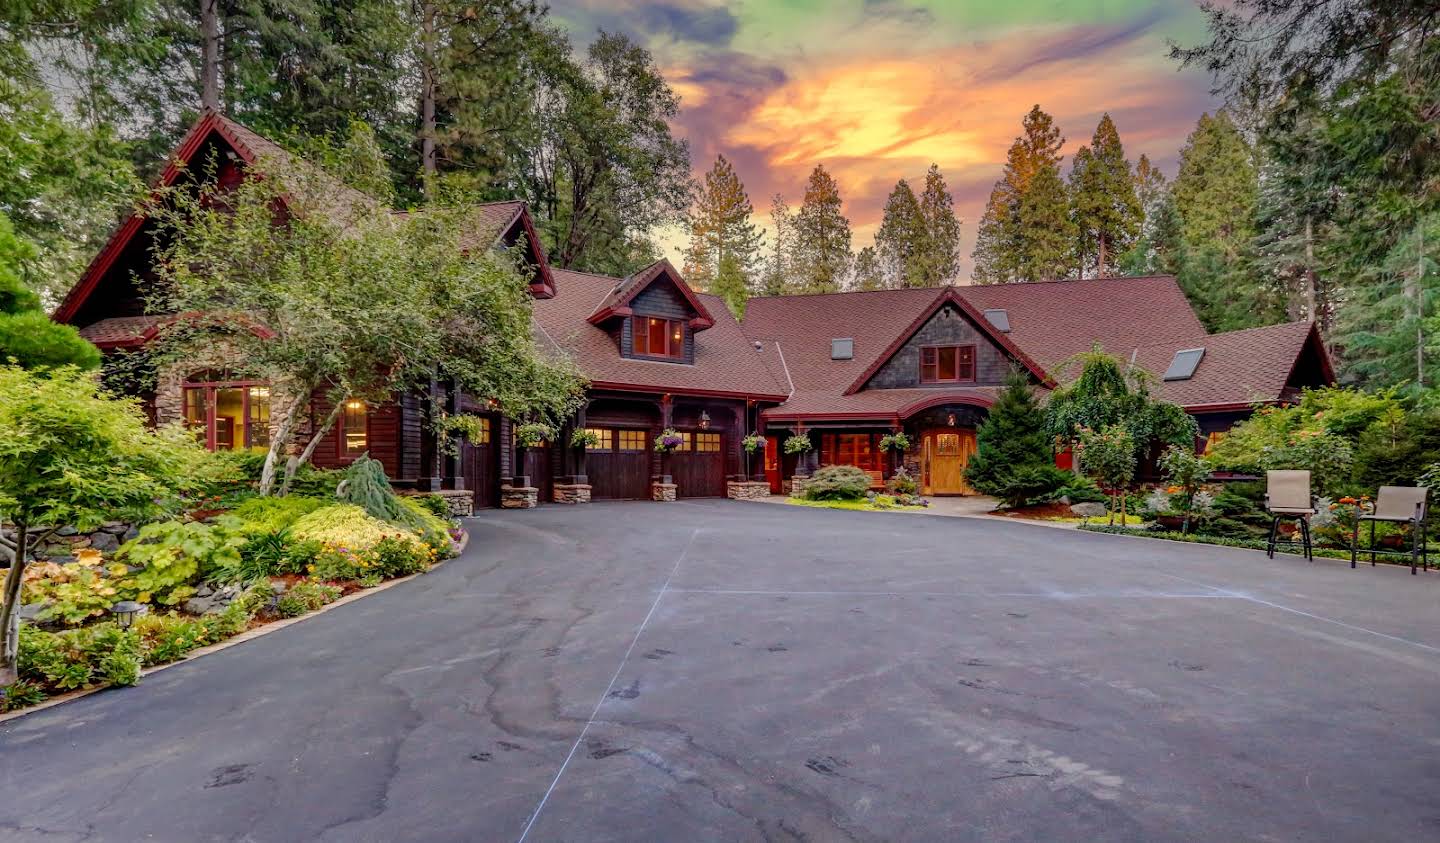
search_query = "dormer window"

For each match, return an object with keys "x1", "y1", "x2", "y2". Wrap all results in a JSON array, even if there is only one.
[
  {"x1": 920, "y1": 345, "x2": 976, "y2": 383},
  {"x1": 632, "y1": 316, "x2": 685, "y2": 359}
]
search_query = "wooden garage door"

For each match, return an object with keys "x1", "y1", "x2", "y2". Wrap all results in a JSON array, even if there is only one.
[
  {"x1": 459, "y1": 416, "x2": 498, "y2": 509},
  {"x1": 586, "y1": 428, "x2": 651, "y2": 499},
  {"x1": 671, "y1": 431, "x2": 725, "y2": 497}
]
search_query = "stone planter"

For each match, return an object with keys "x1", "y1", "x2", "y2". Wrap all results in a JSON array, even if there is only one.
[
  {"x1": 553, "y1": 484, "x2": 592, "y2": 504},
  {"x1": 726, "y1": 480, "x2": 770, "y2": 501},
  {"x1": 501, "y1": 484, "x2": 538, "y2": 509},
  {"x1": 651, "y1": 481, "x2": 677, "y2": 502}
]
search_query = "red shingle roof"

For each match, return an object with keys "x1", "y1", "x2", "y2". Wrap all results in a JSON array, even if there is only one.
[
  {"x1": 534, "y1": 270, "x2": 788, "y2": 399},
  {"x1": 741, "y1": 277, "x2": 1327, "y2": 417},
  {"x1": 587, "y1": 259, "x2": 715, "y2": 329},
  {"x1": 76, "y1": 315, "x2": 168, "y2": 348},
  {"x1": 1132, "y1": 320, "x2": 1327, "y2": 408}
]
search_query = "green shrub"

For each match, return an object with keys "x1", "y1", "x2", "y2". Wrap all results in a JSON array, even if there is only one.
[
  {"x1": 1211, "y1": 491, "x2": 1258, "y2": 517},
  {"x1": 232, "y1": 496, "x2": 328, "y2": 533},
  {"x1": 0, "y1": 679, "x2": 46, "y2": 712},
  {"x1": 279, "y1": 538, "x2": 323, "y2": 575},
  {"x1": 991, "y1": 463, "x2": 1073, "y2": 507},
  {"x1": 804, "y1": 465, "x2": 871, "y2": 501},
  {"x1": 290, "y1": 504, "x2": 432, "y2": 581},
  {"x1": 283, "y1": 463, "x2": 347, "y2": 498},
  {"x1": 1051, "y1": 475, "x2": 1107, "y2": 504},
  {"x1": 276, "y1": 581, "x2": 342, "y2": 618},
  {"x1": 17, "y1": 623, "x2": 141, "y2": 693},
  {"x1": 373, "y1": 535, "x2": 429, "y2": 578},
  {"x1": 412, "y1": 493, "x2": 451, "y2": 520},
  {"x1": 1354, "y1": 412, "x2": 1440, "y2": 489},
  {"x1": 134, "y1": 614, "x2": 208, "y2": 666},
  {"x1": 24, "y1": 561, "x2": 120, "y2": 626},
  {"x1": 116, "y1": 519, "x2": 247, "y2": 605},
  {"x1": 337, "y1": 456, "x2": 445, "y2": 546},
  {"x1": 182, "y1": 449, "x2": 264, "y2": 511}
]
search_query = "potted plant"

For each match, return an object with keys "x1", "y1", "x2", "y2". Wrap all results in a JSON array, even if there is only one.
[
  {"x1": 741, "y1": 432, "x2": 765, "y2": 479},
  {"x1": 783, "y1": 432, "x2": 812, "y2": 455},
  {"x1": 879, "y1": 432, "x2": 911, "y2": 453},
  {"x1": 653, "y1": 427, "x2": 683, "y2": 484},
  {"x1": 515, "y1": 422, "x2": 554, "y2": 449}
]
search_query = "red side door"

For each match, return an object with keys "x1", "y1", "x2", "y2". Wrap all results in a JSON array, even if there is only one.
[{"x1": 764, "y1": 435, "x2": 782, "y2": 494}]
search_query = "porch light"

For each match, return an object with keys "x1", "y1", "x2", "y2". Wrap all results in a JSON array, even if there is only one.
[
  {"x1": 110, "y1": 601, "x2": 144, "y2": 629},
  {"x1": 947, "y1": 413, "x2": 956, "y2": 427},
  {"x1": 698, "y1": 411, "x2": 711, "y2": 430},
  {"x1": 345, "y1": 400, "x2": 365, "y2": 411}
]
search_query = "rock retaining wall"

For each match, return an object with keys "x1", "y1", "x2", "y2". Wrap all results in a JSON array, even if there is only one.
[
  {"x1": 501, "y1": 485, "x2": 539, "y2": 509},
  {"x1": 552, "y1": 484, "x2": 592, "y2": 504},
  {"x1": 726, "y1": 481, "x2": 770, "y2": 501}
]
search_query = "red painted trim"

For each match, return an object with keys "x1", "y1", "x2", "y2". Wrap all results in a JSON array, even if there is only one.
[
  {"x1": 895, "y1": 391, "x2": 996, "y2": 417},
  {"x1": 586, "y1": 259, "x2": 716, "y2": 330},
  {"x1": 510, "y1": 207, "x2": 556, "y2": 298},
  {"x1": 56, "y1": 112, "x2": 267, "y2": 325},
  {"x1": 589, "y1": 381, "x2": 787, "y2": 402},
  {"x1": 761, "y1": 410, "x2": 903, "y2": 423},
  {"x1": 1184, "y1": 401, "x2": 1276, "y2": 413},
  {"x1": 841, "y1": 287, "x2": 1053, "y2": 395}
]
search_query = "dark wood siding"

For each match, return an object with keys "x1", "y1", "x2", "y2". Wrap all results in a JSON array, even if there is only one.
[
  {"x1": 587, "y1": 429, "x2": 651, "y2": 499},
  {"x1": 460, "y1": 428, "x2": 498, "y2": 509},
  {"x1": 864, "y1": 303, "x2": 1014, "y2": 390},
  {"x1": 620, "y1": 279, "x2": 696, "y2": 363},
  {"x1": 671, "y1": 432, "x2": 725, "y2": 497},
  {"x1": 309, "y1": 394, "x2": 402, "y2": 481}
]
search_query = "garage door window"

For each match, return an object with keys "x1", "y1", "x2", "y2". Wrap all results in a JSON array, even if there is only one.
[{"x1": 618, "y1": 430, "x2": 647, "y2": 451}]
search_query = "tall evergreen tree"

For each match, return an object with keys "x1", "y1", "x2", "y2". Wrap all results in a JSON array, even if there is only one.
[
  {"x1": 1173, "y1": 112, "x2": 1256, "y2": 260},
  {"x1": 852, "y1": 246, "x2": 884, "y2": 291},
  {"x1": 918, "y1": 163, "x2": 961, "y2": 285},
  {"x1": 711, "y1": 252, "x2": 750, "y2": 318},
  {"x1": 964, "y1": 370, "x2": 1067, "y2": 507},
  {"x1": 875, "y1": 178, "x2": 926, "y2": 288},
  {"x1": 972, "y1": 105, "x2": 1067, "y2": 283},
  {"x1": 1068, "y1": 114, "x2": 1140, "y2": 278},
  {"x1": 683, "y1": 154, "x2": 763, "y2": 292},
  {"x1": 792, "y1": 165, "x2": 851, "y2": 293},
  {"x1": 1018, "y1": 164, "x2": 1076, "y2": 282},
  {"x1": 1133, "y1": 154, "x2": 1167, "y2": 218},
  {"x1": 757, "y1": 193, "x2": 794, "y2": 296}
]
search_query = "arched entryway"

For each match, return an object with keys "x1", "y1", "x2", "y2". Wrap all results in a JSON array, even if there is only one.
[{"x1": 901, "y1": 398, "x2": 990, "y2": 497}]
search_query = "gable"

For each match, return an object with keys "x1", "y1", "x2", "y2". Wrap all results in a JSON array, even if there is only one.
[
  {"x1": 587, "y1": 259, "x2": 715, "y2": 330},
  {"x1": 862, "y1": 302, "x2": 1023, "y2": 390}
]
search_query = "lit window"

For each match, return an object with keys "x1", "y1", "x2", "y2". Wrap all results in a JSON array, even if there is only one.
[
  {"x1": 584, "y1": 427, "x2": 612, "y2": 450},
  {"x1": 631, "y1": 316, "x2": 684, "y2": 358},
  {"x1": 675, "y1": 431, "x2": 693, "y2": 451},
  {"x1": 695, "y1": 432, "x2": 721, "y2": 453},
  {"x1": 474, "y1": 417, "x2": 491, "y2": 445},
  {"x1": 341, "y1": 400, "x2": 368, "y2": 457},
  {"x1": 181, "y1": 376, "x2": 271, "y2": 451},
  {"x1": 618, "y1": 429, "x2": 647, "y2": 451},
  {"x1": 920, "y1": 345, "x2": 976, "y2": 383}
]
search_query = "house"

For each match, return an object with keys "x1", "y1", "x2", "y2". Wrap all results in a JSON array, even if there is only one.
[{"x1": 55, "y1": 114, "x2": 1335, "y2": 510}]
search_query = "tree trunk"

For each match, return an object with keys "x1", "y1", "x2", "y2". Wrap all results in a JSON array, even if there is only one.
[
  {"x1": 0, "y1": 521, "x2": 29, "y2": 688},
  {"x1": 418, "y1": 2, "x2": 438, "y2": 190},
  {"x1": 200, "y1": 0, "x2": 220, "y2": 111},
  {"x1": 280, "y1": 399, "x2": 346, "y2": 496},
  {"x1": 259, "y1": 393, "x2": 307, "y2": 496},
  {"x1": 1097, "y1": 236, "x2": 1107, "y2": 279}
]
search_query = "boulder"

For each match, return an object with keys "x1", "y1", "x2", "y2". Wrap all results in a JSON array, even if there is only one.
[
  {"x1": 89, "y1": 532, "x2": 120, "y2": 553},
  {"x1": 1069, "y1": 502, "x2": 1108, "y2": 518},
  {"x1": 122, "y1": 526, "x2": 140, "y2": 542}
]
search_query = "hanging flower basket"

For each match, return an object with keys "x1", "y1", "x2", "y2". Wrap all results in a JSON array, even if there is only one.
[
  {"x1": 783, "y1": 432, "x2": 812, "y2": 454},
  {"x1": 879, "y1": 432, "x2": 912, "y2": 452},
  {"x1": 570, "y1": 428, "x2": 601, "y2": 449},
  {"x1": 515, "y1": 422, "x2": 554, "y2": 448},
  {"x1": 741, "y1": 433, "x2": 766, "y2": 454},
  {"x1": 654, "y1": 428, "x2": 685, "y2": 453}
]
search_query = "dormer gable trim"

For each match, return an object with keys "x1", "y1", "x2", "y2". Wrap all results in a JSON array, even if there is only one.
[
  {"x1": 587, "y1": 258, "x2": 715, "y2": 330},
  {"x1": 842, "y1": 286, "x2": 1054, "y2": 395}
]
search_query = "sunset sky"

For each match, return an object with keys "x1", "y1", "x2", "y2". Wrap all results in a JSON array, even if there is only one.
[{"x1": 548, "y1": 0, "x2": 1222, "y2": 281}]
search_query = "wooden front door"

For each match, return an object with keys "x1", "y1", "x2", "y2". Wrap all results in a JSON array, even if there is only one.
[
  {"x1": 586, "y1": 427, "x2": 652, "y2": 499},
  {"x1": 922, "y1": 429, "x2": 977, "y2": 495}
]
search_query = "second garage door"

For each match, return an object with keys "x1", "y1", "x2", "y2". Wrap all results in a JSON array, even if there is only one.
[
  {"x1": 671, "y1": 430, "x2": 725, "y2": 497},
  {"x1": 586, "y1": 427, "x2": 651, "y2": 499}
]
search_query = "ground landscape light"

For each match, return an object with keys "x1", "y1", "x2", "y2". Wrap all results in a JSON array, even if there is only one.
[{"x1": 109, "y1": 601, "x2": 144, "y2": 629}]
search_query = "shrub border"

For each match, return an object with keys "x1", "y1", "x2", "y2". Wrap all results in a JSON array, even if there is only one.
[
  {"x1": 1075, "y1": 524, "x2": 1433, "y2": 568},
  {"x1": 0, "y1": 529, "x2": 468, "y2": 724}
]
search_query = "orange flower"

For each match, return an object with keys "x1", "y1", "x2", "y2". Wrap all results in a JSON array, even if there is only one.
[
  {"x1": 1166, "y1": 486, "x2": 1181, "y2": 494},
  {"x1": 1339, "y1": 496, "x2": 1357, "y2": 504}
]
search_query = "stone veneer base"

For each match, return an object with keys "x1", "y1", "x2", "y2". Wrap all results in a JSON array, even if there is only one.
[
  {"x1": 651, "y1": 482, "x2": 677, "y2": 502},
  {"x1": 552, "y1": 484, "x2": 593, "y2": 504},
  {"x1": 726, "y1": 480, "x2": 771, "y2": 501},
  {"x1": 501, "y1": 485, "x2": 539, "y2": 509}
]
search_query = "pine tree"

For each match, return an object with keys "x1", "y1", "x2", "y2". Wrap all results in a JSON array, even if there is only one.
[
  {"x1": 757, "y1": 194, "x2": 794, "y2": 296},
  {"x1": 711, "y1": 252, "x2": 750, "y2": 318},
  {"x1": 1018, "y1": 164, "x2": 1076, "y2": 282},
  {"x1": 875, "y1": 179, "x2": 926, "y2": 288},
  {"x1": 792, "y1": 165, "x2": 852, "y2": 293},
  {"x1": 1173, "y1": 111, "x2": 1257, "y2": 260},
  {"x1": 918, "y1": 163, "x2": 961, "y2": 285},
  {"x1": 964, "y1": 371, "x2": 1066, "y2": 507},
  {"x1": 852, "y1": 246, "x2": 884, "y2": 291},
  {"x1": 1133, "y1": 154, "x2": 1167, "y2": 218},
  {"x1": 683, "y1": 154, "x2": 763, "y2": 292},
  {"x1": 1069, "y1": 114, "x2": 1140, "y2": 277},
  {"x1": 972, "y1": 105, "x2": 1067, "y2": 283}
]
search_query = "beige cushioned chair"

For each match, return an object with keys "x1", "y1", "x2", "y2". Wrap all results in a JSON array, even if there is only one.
[
  {"x1": 1265, "y1": 470, "x2": 1315, "y2": 560},
  {"x1": 1352, "y1": 485, "x2": 1429, "y2": 575}
]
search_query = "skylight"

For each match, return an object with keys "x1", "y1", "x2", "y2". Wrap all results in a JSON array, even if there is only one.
[
  {"x1": 983, "y1": 309, "x2": 1011, "y2": 332},
  {"x1": 1163, "y1": 348, "x2": 1205, "y2": 381},
  {"x1": 831, "y1": 338, "x2": 854, "y2": 360}
]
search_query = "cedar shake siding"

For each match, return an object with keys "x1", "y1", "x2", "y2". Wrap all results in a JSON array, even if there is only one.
[
  {"x1": 618, "y1": 279, "x2": 696, "y2": 364},
  {"x1": 863, "y1": 303, "x2": 1014, "y2": 390}
]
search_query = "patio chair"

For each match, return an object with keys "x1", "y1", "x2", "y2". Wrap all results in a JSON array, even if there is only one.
[
  {"x1": 1265, "y1": 470, "x2": 1315, "y2": 561},
  {"x1": 1351, "y1": 486, "x2": 1429, "y2": 575}
]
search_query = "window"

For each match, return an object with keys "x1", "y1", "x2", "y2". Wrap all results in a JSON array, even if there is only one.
[
  {"x1": 181, "y1": 376, "x2": 270, "y2": 451},
  {"x1": 584, "y1": 427, "x2": 612, "y2": 450},
  {"x1": 694, "y1": 432, "x2": 721, "y2": 452},
  {"x1": 920, "y1": 345, "x2": 976, "y2": 383},
  {"x1": 618, "y1": 429, "x2": 647, "y2": 451},
  {"x1": 674, "y1": 431, "x2": 692, "y2": 451},
  {"x1": 821, "y1": 433, "x2": 876, "y2": 470},
  {"x1": 339, "y1": 400, "x2": 369, "y2": 457},
  {"x1": 631, "y1": 316, "x2": 684, "y2": 359},
  {"x1": 473, "y1": 417, "x2": 492, "y2": 445}
]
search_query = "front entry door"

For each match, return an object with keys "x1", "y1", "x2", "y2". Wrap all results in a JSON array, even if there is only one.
[
  {"x1": 764, "y1": 435, "x2": 782, "y2": 494},
  {"x1": 922, "y1": 429, "x2": 977, "y2": 495}
]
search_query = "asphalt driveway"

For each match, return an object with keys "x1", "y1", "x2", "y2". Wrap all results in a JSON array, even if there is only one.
[{"x1": 3, "y1": 500, "x2": 1439, "y2": 842}]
